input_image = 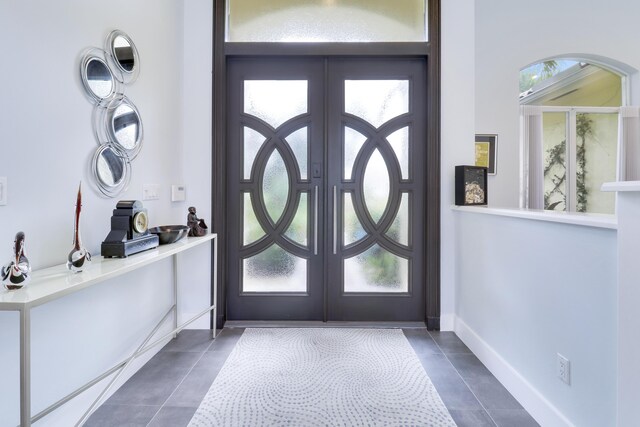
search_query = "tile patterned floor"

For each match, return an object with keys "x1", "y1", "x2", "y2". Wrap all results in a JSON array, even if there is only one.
[{"x1": 85, "y1": 328, "x2": 539, "y2": 427}]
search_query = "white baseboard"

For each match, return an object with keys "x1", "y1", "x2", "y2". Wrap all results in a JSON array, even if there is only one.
[
  {"x1": 440, "y1": 313, "x2": 455, "y2": 331},
  {"x1": 454, "y1": 317, "x2": 574, "y2": 427}
]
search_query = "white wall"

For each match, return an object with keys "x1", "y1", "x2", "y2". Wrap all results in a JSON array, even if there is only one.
[
  {"x1": 181, "y1": 0, "x2": 213, "y2": 328},
  {"x1": 440, "y1": 0, "x2": 476, "y2": 330},
  {"x1": 614, "y1": 189, "x2": 640, "y2": 427},
  {"x1": 475, "y1": 0, "x2": 640, "y2": 208},
  {"x1": 0, "y1": 1, "x2": 212, "y2": 425},
  {"x1": 454, "y1": 212, "x2": 617, "y2": 426}
]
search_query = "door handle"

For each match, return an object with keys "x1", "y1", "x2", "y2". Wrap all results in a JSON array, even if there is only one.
[
  {"x1": 314, "y1": 185, "x2": 318, "y2": 256},
  {"x1": 333, "y1": 185, "x2": 337, "y2": 255}
]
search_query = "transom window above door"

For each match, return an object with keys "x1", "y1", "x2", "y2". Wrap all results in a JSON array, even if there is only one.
[{"x1": 226, "y1": 0, "x2": 428, "y2": 42}]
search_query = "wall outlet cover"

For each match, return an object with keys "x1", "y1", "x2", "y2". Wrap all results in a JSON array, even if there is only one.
[
  {"x1": 557, "y1": 353, "x2": 571, "y2": 385},
  {"x1": 0, "y1": 177, "x2": 7, "y2": 206},
  {"x1": 143, "y1": 184, "x2": 160, "y2": 201}
]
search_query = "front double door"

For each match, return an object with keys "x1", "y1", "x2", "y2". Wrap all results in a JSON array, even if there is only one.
[{"x1": 227, "y1": 57, "x2": 427, "y2": 322}]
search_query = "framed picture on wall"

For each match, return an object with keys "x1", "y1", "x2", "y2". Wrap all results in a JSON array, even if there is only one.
[{"x1": 475, "y1": 134, "x2": 497, "y2": 175}]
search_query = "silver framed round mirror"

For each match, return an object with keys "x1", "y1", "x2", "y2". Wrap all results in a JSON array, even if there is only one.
[
  {"x1": 93, "y1": 96, "x2": 144, "y2": 160},
  {"x1": 105, "y1": 30, "x2": 140, "y2": 84},
  {"x1": 108, "y1": 97, "x2": 143, "y2": 159},
  {"x1": 80, "y1": 49, "x2": 122, "y2": 104},
  {"x1": 91, "y1": 144, "x2": 131, "y2": 197}
]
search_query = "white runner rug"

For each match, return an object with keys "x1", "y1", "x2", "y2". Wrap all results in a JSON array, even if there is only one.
[{"x1": 188, "y1": 328, "x2": 456, "y2": 426}]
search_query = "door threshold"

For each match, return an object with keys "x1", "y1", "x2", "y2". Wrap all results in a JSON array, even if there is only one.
[{"x1": 224, "y1": 320, "x2": 427, "y2": 329}]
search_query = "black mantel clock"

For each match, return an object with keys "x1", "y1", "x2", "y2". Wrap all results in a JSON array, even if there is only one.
[{"x1": 101, "y1": 200, "x2": 159, "y2": 258}]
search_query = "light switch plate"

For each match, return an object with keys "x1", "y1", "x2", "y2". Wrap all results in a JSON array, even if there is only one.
[
  {"x1": 171, "y1": 185, "x2": 186, "y2": 202},
  {"x1": 0, "y1": 177, "x2": 7, "y2": 206},
  {"x1": 143, "y1": 184, "x2": 160, "y2": 201}
]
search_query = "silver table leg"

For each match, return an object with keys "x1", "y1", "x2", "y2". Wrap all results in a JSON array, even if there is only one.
[
  {"x1": 20, "y1": 307, "x2": 31, "y2": 427},
  {"x1": 173, "y1": 254, "x2": 179, "y2": 339},
  {"x1": 213, "y1": 235, "x2": 218, "y2": 339}
]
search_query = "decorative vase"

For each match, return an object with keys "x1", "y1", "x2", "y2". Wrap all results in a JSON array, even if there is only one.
[
  {"x1": 1, "y1": 231, "x2": 31, "y2": 290},
  {"x1": 67, "y1": 182, "x2": 91, "y2": 272}
]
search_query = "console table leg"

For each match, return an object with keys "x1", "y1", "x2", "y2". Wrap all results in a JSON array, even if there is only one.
[
  {"x1": 213, "y1": 235, "x2": 218, "y2": 339},
  {"x1": 173, "y1": 254, "x2": 178, "y2": 339},
  {"x1": 20, "y1": 307, "x2": 31, "y2": 427}
]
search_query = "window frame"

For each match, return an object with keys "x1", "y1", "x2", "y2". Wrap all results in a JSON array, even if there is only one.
[{"x1": 541, "y1": 106, "x2": 620, "y2": 213}]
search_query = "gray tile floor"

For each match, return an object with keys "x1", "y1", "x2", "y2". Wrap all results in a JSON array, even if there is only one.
[{"x1": 85, "y1": 328, "x2": 539, "y2": 427}]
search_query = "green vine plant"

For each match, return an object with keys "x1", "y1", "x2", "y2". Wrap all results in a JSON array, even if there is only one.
[{"x1": 543, "y1": 113, "x2": 593, "y2": 212}]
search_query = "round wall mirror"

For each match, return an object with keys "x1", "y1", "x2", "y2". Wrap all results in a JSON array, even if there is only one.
[
  {"x1": 86, "y1": 58, "x2": 113, "y2": 98},
  {"x1": 94, "y1": 96, "x2": 144, "y2": 160},
  {"x1": 106, "y1": 30, "x2": 140, "y2": 83},
  {"x1": 92, "y1": 144, "x2": 131, "y2": 197},
  {"x1": 80, "y1": 50, "x2": 121, "y2": 104}
]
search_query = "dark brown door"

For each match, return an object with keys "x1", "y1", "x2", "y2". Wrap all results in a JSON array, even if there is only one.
[{"x1": 226, "y1": 57, "x2": 427, "y2": 321}]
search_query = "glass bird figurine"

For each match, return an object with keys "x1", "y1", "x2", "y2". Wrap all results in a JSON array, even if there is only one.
[{"x1": 1, "y1": 231, "x2": 31, "y2": 290}]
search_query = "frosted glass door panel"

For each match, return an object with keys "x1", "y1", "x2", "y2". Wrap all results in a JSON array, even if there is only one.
[
  {"x1": 243, "y1": 193, "x2": 265, "y2": 245},
  {"x1": 345, "y1": 80, "x2": 409, "y2": 128},
  {"x1": 386, "y1": 193, "x2": 409, "y2": 247},
  {"x1": 243, "y1": 244, "x2": 307, "y2": 292},
  {"x1": 284, "y1": 193, "x2": 308, "y2": 246},
  {"x1": 578, "y1": 113, "x2": 618, "y2": 214},
  {"x1": 285, "y1": 127, "x2": 308, "y2": 180},
  {"x1": 227, "y1": 0, "x2": 427, "y2": 42},
  {"x1": 262, "y1": 149, "x2": 290, "y2": 224},
  {"x1": 344, "y1": 244, "x2": 408, "y2": 293},
  {"x1": 343, "y1": 192, "x2": 366, "y2": 246},
  {"x1": 363, "y1": 149, "x2": 390, "y2": 225},
  {"x1": 244, "y1": 80, "x2": 307, "y2": 129},
  {"x1": 387, "y1": 127, "x2": 410, "y2": 179},
  {"x1": 244, "y1": 127, "x2": 267, "y2": 179},
  {"x1": 344, "y1": 126, "x2": 367, "y2": 180}
]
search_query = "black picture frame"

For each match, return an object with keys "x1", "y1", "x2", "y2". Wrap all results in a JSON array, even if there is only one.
[
  {"x1": 455, "y1": 165, "x2": 488, "y2": 206},
  {"x1": 475, "y1": 134, "x2": 497, "y2": 175}
]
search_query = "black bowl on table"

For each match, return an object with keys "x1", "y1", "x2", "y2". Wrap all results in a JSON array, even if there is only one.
[{"x1": 148, "y1": 225, "x2": 189, "y2": 245}]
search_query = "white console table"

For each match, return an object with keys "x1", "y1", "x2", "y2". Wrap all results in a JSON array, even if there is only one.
[{"x1": 0, "y1": 234, "x2": 217, "y2": 427}]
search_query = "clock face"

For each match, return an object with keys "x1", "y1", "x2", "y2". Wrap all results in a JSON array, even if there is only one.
[{"x1": 132, "y1": 211, "x2": 148, "y2": 233}]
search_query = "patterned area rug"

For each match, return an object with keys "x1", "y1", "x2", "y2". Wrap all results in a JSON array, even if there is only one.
[{"x1": 188, "y1": 328, "x2": 456, "y2": 427}]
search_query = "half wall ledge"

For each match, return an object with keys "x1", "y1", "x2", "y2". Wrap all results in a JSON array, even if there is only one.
[
  {"x1": 451, "y1": 205, "x2": 617, "y2": 230},
  {"x1": 601, "y1": 180, "x2": 640, "y2": 192}
]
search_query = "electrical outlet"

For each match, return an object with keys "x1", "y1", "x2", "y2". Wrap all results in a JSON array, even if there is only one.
[
  {"x1": 557, "y1": 353, "x2": 570, "y2": 385},
  {"x1": 143, "y1": 184, "x2": 160, "y2": 201},
  {"x1": 0, "y1": 177, "x2": 7, "y2": 206}
]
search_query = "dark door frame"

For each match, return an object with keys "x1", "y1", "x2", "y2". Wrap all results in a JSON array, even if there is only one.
[{"x1": 211, "y1": 0, "x2": 441, "y2": 330}]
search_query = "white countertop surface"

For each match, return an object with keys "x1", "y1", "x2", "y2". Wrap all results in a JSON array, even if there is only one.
[{"x1": 0, "y1": 234, "x2": 216, "y2": 310}]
